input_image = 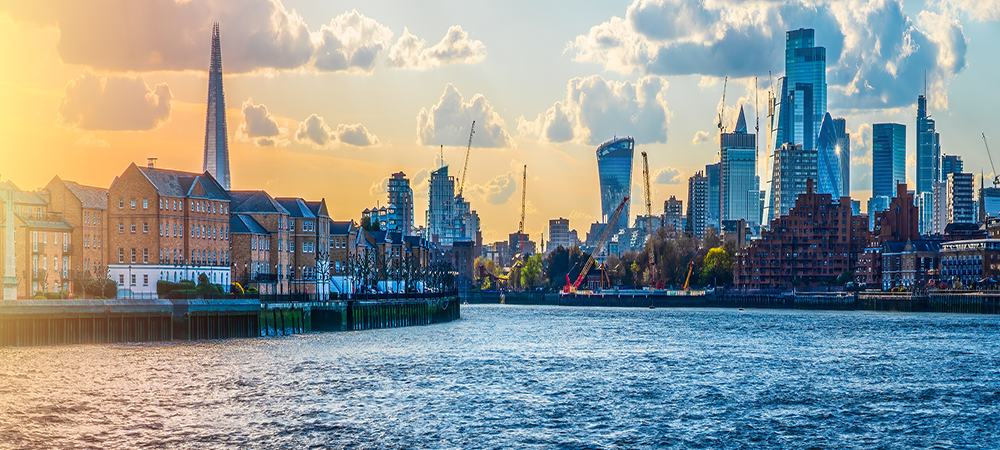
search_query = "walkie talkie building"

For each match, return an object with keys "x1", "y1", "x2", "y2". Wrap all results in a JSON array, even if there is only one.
[{"x1": 596, "y1": 137, "x2": 634, "y2": 232}]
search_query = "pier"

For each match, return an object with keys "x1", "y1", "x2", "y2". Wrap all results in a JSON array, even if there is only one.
[{"x1": 0, "y1": 293, "x2": 461, "y2": 347}]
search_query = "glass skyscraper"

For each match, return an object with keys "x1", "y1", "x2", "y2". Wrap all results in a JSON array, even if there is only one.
[
  {"x1": 872, "y1": 123, "x2": 906, "y2": 198},
  {"x1": 596, "y1": 137, "x2": 634, "y2": 232},
  {"x1": 916, "y1": 94, "x2": 941, "y2": 195},
  {"x1": 942, "y1": 154, "x2": 963, "y2": 178},
  {"x1": 816, "y1": 113, "x2": 842, "y2": 197},
  {"x1": 783, "y1": 28, "x2": 827, "y2": 154},
  {"x1": 833, "y1": 117, "x2": 850, "y2": 197},
  {"x1": 203, "y1": 22, "x2": 231, "y2": 190},
  {"x1": 705, "y1": 162, "x2": 721, "y2": 231},
  {"x1": 720, "y1": 106, "x2": 760, "y2": 226}
]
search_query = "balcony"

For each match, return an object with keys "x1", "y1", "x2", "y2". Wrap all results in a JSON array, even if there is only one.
[{"x1": 32, "y1": 242, "x2": 45, "y2": 253}]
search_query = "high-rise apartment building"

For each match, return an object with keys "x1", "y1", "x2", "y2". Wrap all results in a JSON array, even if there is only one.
[
  {"x1": 872, "y1": 123, "x2": 906, "y2": 198},
  {"x1": 387, "y1": 172, "x2": 414, "y2": 234},
  {"x1": 425, "y1": 165, "x2": 480, "y2": 246},
  {"x1": 771, "y1": 143, "x2": 818, "y2": 219},
  {"x1": 706, "y1": 162, "x2": 721, "y2": 231},
  {"x1": 720, "y1": 107, "x2": 760, "y2": 226},
  {"x1": 663, "y1": 196, "x2": 684, "y2": 231},
  {"x1": 942, "y1": 154, "x2": 963, "y2": 178},
  {"x1": 833, "y1": 117, "x2": 851, "y2": 197},
  {"x1": 947, "y1": 173, "x2": 975, "y2": 225},
  {"x1": 203, "y1": 23, "x2": 231, "y2": 190},
  {"x1": 686, "y1": 170, "x2": 708, "y2": 238},
  {"x1": 816, "y1": 113, "x2": 843, "y2": 196},
  {"x1": 546, "y1": 217, "x2": 578, "y2": 251},
  {"x1": 596, "y1": 137, "x2": 634, "y2": 232},
  {"x1": 916, "y1": 94, "x2": 941, "y2": 195}
]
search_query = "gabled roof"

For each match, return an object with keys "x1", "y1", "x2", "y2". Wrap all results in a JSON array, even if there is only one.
[
  {"x1": 330, "y1": 220, "x2": 353, "y2": 235},
  {"x1": 63, "y1": 180, "x2": 108, "y2": 210},
  {"x1": 230, "y1": 190, "x2": 290, "y2": 215},
  {"x1": 134, "y1": 164, "x2": 230, "y2": 200},
  {"x1": 1, "y1": 181, "x2": 47, "y2": 205},
  {"x1": 305, "y1": 199, "x2": 328, "y2": 218},
  {"x1": 230, "y1": 214, "x2": 270, "y2": 235},
  {"x1": 274, "y1": 198, "x2": 317, "y2": 219}
]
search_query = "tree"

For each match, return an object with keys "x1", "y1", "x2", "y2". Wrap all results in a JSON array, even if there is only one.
[
  {"x1": 519, "y1": 254, "x2": 544, "y2": 289},
  {"x1": 700, "y1": 247, "x2": 733, "y2": 286},
  {"x1": 360, "y1": 216, "x2": 381, "y2": 232},
  {"x1": 702, "y1": 226, "x2": 722, "y2": 250},
  {"x1": 543, "y1": 245, "x2": 587, "y2": 290}
]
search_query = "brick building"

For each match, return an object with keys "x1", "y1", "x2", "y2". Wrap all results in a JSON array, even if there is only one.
[
  {"x1": 0, "y1": 181, "x2": 74, "y2": 298},
  {"x1": 734, "y1": 179, "x2": 869, "y2": 290},
  {"x1": 940, "y1": 239, "x2": 1000, "y2": 286},
  {"x1": 107, "y1": 163, "x2": 231, "y2": 296},
  {"x1": 275, "y1": 197, "x2": 331, "y2": 297},
  {"x1": 328, "y1": 220, "x2": 357, "y2": 296},
  {"x1": 230, "y1": 214, "x2": 272, "y2": 294},
  {"x1": 43, "y1": 177, "x2": 108, "y2": 287},
  {"x1": 229, "y1": 190, "x2": 291, "y2": 294}
]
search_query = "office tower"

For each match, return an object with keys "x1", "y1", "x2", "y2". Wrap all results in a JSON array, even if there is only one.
[
  {"x1": 686, "y1": 171, "x2": 708, "y2": 238},
  {"x1": 706, "y1": 162, "x2": 721, "y2": 231},
  {"x1": 947, "y1": 173, "x2": 975, "y2": 225},
  {"x1": 770, "y1": 143, "x2": 818, "y2": 221},
  {"x1": 547, "y1": 218, "x2": 577, "y2": 251},
  {"x1": 720, "y1": 106, "x2": 760, "y2": 226},
  {"x1": 815, "y1": 113, "x2": 843, "y2": 197},
  {"x1": 872, "y1": 123, "x2": 906, "y2": 198},
  {"x1": 596, "y1": 137, "x2": 634, "y2": 232},
  {"x1": 932, "y1": 181, "x2": 948, "y2": 234},
  {"x1": 833, "y1": 117, "x2": 850, "y2": 196},
  {"x1": 203, "y1": 23, "x2": 231, "y2": 190},
  {"x1": 942, "y1": 154, "x2": 963, "y2": 178},
  {"x1": 918, "y1": 191, "x2": 935, "y2": 235},
  {"x1": 663, "y1": 196, "x2": 684, "y2": 231},
  {"x1": 916, "y1": 94, "x2": 941, "y2": 195},
  {"x1": 387, "y1": 172, "x2": 414, "y2": 234}
]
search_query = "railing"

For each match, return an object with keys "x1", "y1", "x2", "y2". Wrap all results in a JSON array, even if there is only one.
[{"x1": 249, "y1": 290, "x2": 459, "y2": 303}]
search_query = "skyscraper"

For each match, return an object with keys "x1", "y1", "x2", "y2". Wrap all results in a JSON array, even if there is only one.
[
  {"x1": 596, "y1": 137, "x2": 634, "y2": 232},
  {"x1": 947, "y1": 173, "x2": 975, "y2": 225},
  {"x1": 686, "y1": 170, "x2": 708, "y2": 238},
  {"x1": 203, "y1": 23, "x2": 231, "y2": 190},
  {"x1": 916, "y1": 94, "x2": 941, "y2": 196},
  {"x1": 942, "y1": 154, "x2": 963, "y2": 178},
  {"x1": 815, "y1": 113, "x2": 843, "y2": 197},
  {"x1": 387, "y1": 172, "x2": 414, "y2": 234},
  {"x1": 872, "y1": 123, "x2": 906, "y2": 198},
  {"x1": 705, "y1": 162, "x2": 721, "y2": 231},
  {"x1": 783, "y1": 28, "x2": 827, "y2": 153},
  {"x1": 720, "y1": 106, "x2": 760, "y2": 226},
  {"x1": 427, "y1": 166, "x2": 455, "y2": 245},
  {"x1": 833, "y1": 117, "x2": 851, "y2": 197},
  {"x1": 771, "y1": 143, "x2": 818, "y2": 220}
]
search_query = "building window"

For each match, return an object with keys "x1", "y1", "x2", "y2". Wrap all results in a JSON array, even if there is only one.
[
  {"x1": 143, "y1": 248, "x2": 148, "y2": 264},
  {"x1": 131, "y1": 274, "x2": 136, "y2": 286},
  {"x1": 143, "y1": 223, "x2": 149, "y2": 234},
  {"x1": 119, "y1": 248, "x2": 124, "y2": 264},
  {"x1": 131, "y1": 199, "x2": 136, "y2": 209},
  {"x1": 143, "y1": 274, "x2": 149, "y2": 286},
  {"x1": 119, "y1": 199, "x2": 124, "y2": 209},
  {"x1": 190, "y1": 201, "x2": 195, "y2": 212},
  {"x1": 131, "y1": 248, "x2": 136, "y2": 264},
  {"x1": 290, "y1": 241, "x2": 295, "y2": 253},
  {"x1": 131, "y1": 223, "x2": 136, "y2": 234},
  {"x1": 159, "y1": 224, "x2": 163, "y2": 236},
  {"x1": 119, "y1": 274, "x2": 125, "y2": 285},
  {"x1": 143, "y1": 199, "x2": 148, "y2": 209},
  {"x1": 159, "y1": 198, "x2": 163, "y2": 209}
]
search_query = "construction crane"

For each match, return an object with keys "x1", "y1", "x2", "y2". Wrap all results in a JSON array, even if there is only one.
[
  {"x1": 518, "y1": 164, "x2": 527, "y2": 254},
  {"x1": 717, "y1": 76, "x2": 728, "y2": 133},
  {"x1": 641, "y1": 151, "x2": 656, "y2": 288},
  {"x1": 458, "y1": 121, "x2": 476, "y2": 196},
  {"x1": 682, "y1": 260, "x2": 695, "y2": 291},
  {"x1": 984, "y1": 133, "x2": 999, "y2": 188},
  {"x1": 564, "y1": 197, "x2": 628, "y2": 293}
]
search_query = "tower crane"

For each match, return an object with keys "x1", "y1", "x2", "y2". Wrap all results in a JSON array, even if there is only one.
[
  {"x1": 641, "y1": 151, "x2": 656, "y2": 288},
  {"x1": 717, "y1": 76, "x2": 728, "y2": 133},
  {"x1": 458, "y1": 121, "x2": 475, "y2": 196},
  {"x1": 564, "y1": 197, "x2": 628, "y2": 293},
  {"x1": 518, "y1": 164, "x2": 527, "y2": 254},
  {"x1": 983, "y1": 133, "x2": 999, "y2": 188}
]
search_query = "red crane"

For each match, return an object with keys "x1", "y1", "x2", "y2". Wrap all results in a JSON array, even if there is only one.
[{"x1": 565, "y1": 197, "x2": 629, "y2": 293}]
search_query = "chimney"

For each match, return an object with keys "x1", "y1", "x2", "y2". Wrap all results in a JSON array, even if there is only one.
[{"x1": 147, "y1": 157, "x2": 157, "y2": 169}]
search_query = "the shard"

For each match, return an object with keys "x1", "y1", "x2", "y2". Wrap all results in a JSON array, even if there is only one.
[{"x1": 203, "y1": 22, "x2": 231, "y2": 190}]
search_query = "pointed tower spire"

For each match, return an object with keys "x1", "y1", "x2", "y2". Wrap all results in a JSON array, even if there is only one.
[
  {"x1": 203, "y1": 22, "x2": 231, "y2": 190},
  {"x1": 734, "y1": 105, "x2": 748, "y2": 133}
]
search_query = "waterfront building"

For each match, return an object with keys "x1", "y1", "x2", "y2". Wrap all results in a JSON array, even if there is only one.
[
  {"x1": 387, "y1": 172, "x2": 414, "y2": 234},
  {"x1": 275, "y1": 197, "x2": 331, "y2": 298},
  {"x1": 107, "y1": 163, "x2": 231, "y2": 296},
  {"x1": 815, "y1": 113, "x2": 843, "y2": 197},
  {"x1": 916, "y1": 94, "x2": 941, "y2": 196},
  {"x1": 0, "y1": 181, "x2": 74, "y2": 298},
  {"x1": 939, "y1": 239, "x2": 1000, "y2": 286},
  {"x1": 596, "y1": 137, "x2": 634, "y2": 232},
  {"x1": 734, "y1": 179, "x2": 869, "y2": 290},
  {"x1": 881, "y1": 240, "x2": 941, "y2": 290},
  {"x1": 771, "y1": 143, "x2": 818, "y2": 220},
  {"x1": 229, "y1": 190, "x2": 291, "y2": 294},
  {"x1": 229, "y1": 213, "x2": 271, "y2": 294},
  {"x1": 947, "y1": 173, "x2": 975, "y2": 225},
  {"x1": 328, "y1": 220, "x2": 357, "y2": 296},
  {"x1": 720, "y1": 106, "x2": 760, "y2": 226},
  {"x1": 203, "y1": 22, "x2": 231, "y2": 190},
  {"x1": 546, "y1": 218, "x2": 579, "y2": 251},
  {"x1": 686, "y1": 170, "x2": 708, "y2": 238},
  {"x1": 942, "y1": 154, "x2": 963, "y2": 178},
  {"x1": 425, "y1": 165, "x2": 480, "y2": 246},
  {"x1": 43, "y1": 177, "x2": 107, "y2": 287},
  {"x1": 872, "y1": 123, "x2": 906, "y2": 198},
  {"x1": 833, "y1": 117, "x2": 851, "y2": 197}
]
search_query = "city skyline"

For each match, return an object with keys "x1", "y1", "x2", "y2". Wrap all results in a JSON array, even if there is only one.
[{"x1": 2, "y1": 1, "x2": 999, "y2": 243}]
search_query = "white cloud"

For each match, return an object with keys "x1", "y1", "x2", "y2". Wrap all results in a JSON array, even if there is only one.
[
  {"x1": 386, "y1": 25, "x2": 486, "y2": 70},
  {"x1": 933, "y1": 0, "x2": 1000, "y2": 21},
  {"x1": 295, "y1": 114, "x2": 380, "y2": 148},
  {"x1": 468, "y1": 170, "x2": 518, "y2": 205},
  {"x1": 568, "y1": 0, "x2": 968, "y2": 110},
  {"x1": 416, "y1": 83, "x2": 513, "y2": 148},
  {"x1": 74, "y1": 133, "x2": 109, "y2": 147},
  {"x1": 370, "y1": 176, "x2": 389, "y2": 195},
  {"x1": 692, "y1": 130, "x2": 711, "y2": 145},
  {"x1": 653, "y1": 167, "x2": 683, "y2": 184},
  {"x1": 236, "y1": 97, "x2": 287, "y2": 147},
  {"x1": 57, "y1": 70, "x2": 172, "y2": 131},
  {"x1": 518, "y1": 75, "x2": 671, "y2": 145},
  {"x1": 311, "y1": 9, "x2": 394, "y2": 74}
]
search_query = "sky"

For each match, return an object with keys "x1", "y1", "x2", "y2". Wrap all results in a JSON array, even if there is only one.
[{"x1": 1, "y1": 0, "x2": 999, "y2": 244}]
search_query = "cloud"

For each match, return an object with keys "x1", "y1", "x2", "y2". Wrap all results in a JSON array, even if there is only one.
[
  {"x1": 370, "y1": 176, "x2": 389, "y2": 195},
  {"x1": 416, "y1": 83, "x2": 513, "y2": 148},
  {"x1": 517, "y1": 75, "x2": 671, "y2": 145},
  {"x1": 312, "y1": 9, "x2": 394, "y2": 74},
  {"x1": 692, "y1": 130, "x2": 712, "y2": 145},
  {"x1": 568, "y1": 0, "x2": 968, "y2": 110},
  {"x1": 236, "y1": 97, "x2": 287, "y2": 147},
  {"x1": 468, "y1": 170, "x2": 518, "y2": 205},
  {"x1": 57, "y1": 70, "x2": 172, "y2": 131},
  {"x1": 386, "y1": 25, "x2": 486, "y2": 70},
  {"x1": 74, "y1": 133, "x2": 109, "y2": 147},
  {"x1": 850, "y1": 122, "x2": 873, "y2": 191},
  {"x1": 934, "y1": 0, "x2": 1000, "y2": 21},
  {"x1": 295, "y1": 114, "x2": 379, "y2": 148},
  {"x1": 568, "y1": 210, "x2": 596, "y2": 225},
  {"x1": 653, "y1": 167, "x2": 683, "y2": 184}
]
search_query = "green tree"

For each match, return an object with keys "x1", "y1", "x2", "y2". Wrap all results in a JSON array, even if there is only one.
[
  {"x1": 360, "y1": 216, "x2": 381, "y2": 232},
  {"x1": 700, "y1": 247, "x2": 733, "y2": 286},
  {"x1": 543, "y1": 245, "x2": 587, "y2": 290},
  {"x1": 519, "y1": 254, "x2": 544, "y2": 289}
]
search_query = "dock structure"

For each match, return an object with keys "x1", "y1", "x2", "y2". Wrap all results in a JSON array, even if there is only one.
[{"x1": 0, "y1": 293, "x2": 461, "y2": 347}]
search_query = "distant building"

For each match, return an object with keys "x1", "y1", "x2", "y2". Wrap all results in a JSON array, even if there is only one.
[
  {"x1": 942, "y1": 154, "x2": 963, "y2": 178},
  {"x1": 771, "y1": 143, "x2": 818, "y2": 220},
  {"x1": 833, "y1": 117, "x2": 851, "y2": 197},
  {"x1": 387, "y1": 172, "x2": 414, "y2": 234},
  {"x1": 816, "y1": 113, "x2": 843, "y2": 196},
  {"x1": 662, "y1": 195, "x2": 684, "y2": 233},
  {"x1": 426, "y1": 165, "x2": 480, "y2": 246},
  {"x1": 275, "y1": 197, "x2": 331, "y2": 298},
  {"x1": 918, "y1": 191, "x2": 935, "y2": 235},
  {"x1": 872, "y1": 123, "x2": 906, "y2": 198},
  {"x1": 508, "y1": 232, "x2": 536, "y2": 260},
  {"x1": 867, "y1": 196, "x2": 891, "y2": 230},
  {"x1": 547, "y1": 217, "x2": 578, "y2": 251},
  {"x1": 0, "y1": 181, "x2": 75, "y2": 298},
  {"x1": 720, "y1": 106, "x2": 760, "y2": 226},
  {"x1": 686, "y1": 170, "x2": 708, "y2": 238},
  {"x1": 203, "y1": 23, "x2": 231, "y2": 190},
  {"x1": 979, "y1": 186, "x2": 1000, "y2": 223},
  {"x1": 596, "y1": 137, "x2": 634, "y2": 232},
  {"x1": 947, "y1": 173, "x2": 975, "y2": 225},
  {"x1": 916, "y1": 94, "x2": 941, "y2": 197},
  {"x1": 940, "y1": 239, "x2": 1000, "y2": 286},
  {"x1": 706, "y1": 162, "x2": 721, "y2": 231}
]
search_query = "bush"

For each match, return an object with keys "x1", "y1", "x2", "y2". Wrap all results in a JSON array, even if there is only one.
[
  {"x1": 246, "y1": 286, "x2": 259, "y2": 294},
  {"x1": 33, "y1": 294, "x2": 46, "y2": 300},
  {"x1": 44, "y1": 292, "x2": 61, "y2": 300},
  {"x1": 157, "y1": 280, "x2": 196, "y2": 297},
  {"x1": 167, "y1": 289, "x2": 199, "y2": 299}
]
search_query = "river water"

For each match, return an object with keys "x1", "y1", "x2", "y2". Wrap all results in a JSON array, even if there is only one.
[{"x1": 1, "y1": 305, "x2": 999, "y2": 449}]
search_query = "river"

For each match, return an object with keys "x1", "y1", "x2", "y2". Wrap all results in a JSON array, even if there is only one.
[{"x1": 1, "y1": 305, "x2": 998, "y2": 449}]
